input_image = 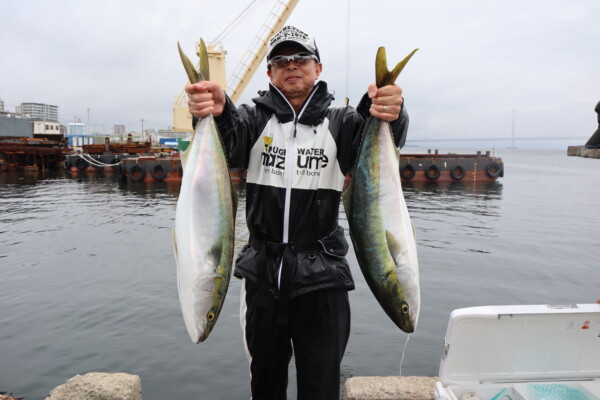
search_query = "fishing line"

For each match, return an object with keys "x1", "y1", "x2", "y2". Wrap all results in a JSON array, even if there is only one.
[
  {"x1": 344, "y1": 0, "x2": 350, "y2": 105},
  {"x1": 399, "y1": 333, "x2": 411, "y2": 376}
]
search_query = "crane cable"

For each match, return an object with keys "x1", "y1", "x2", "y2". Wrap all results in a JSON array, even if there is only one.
[{"x1": 211, "y1": 0, "x2": 267, "y2": 45}]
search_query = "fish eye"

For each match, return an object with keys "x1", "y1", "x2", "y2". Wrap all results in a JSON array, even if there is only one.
[
  {"x1": 207, "y1": 312, "x2": 215, "y2": 322},
  {"x1": 401, "y1": 304, "x2": 409, "y2": 314}
]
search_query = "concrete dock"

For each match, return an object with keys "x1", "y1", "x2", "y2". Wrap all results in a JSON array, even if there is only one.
[
  {"x1": 567, "y1": 146, "x2": 600, "y2": 158},
  {"x1": 344, "y1": 376, "x2": 439, "y2": 400},
  {"x1": 4, "y1": 373, "x2": 439, "y2": 399}
]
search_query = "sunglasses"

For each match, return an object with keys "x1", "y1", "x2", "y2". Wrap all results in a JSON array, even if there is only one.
[{"x1": 269, "y1": 53, "x2": 318, "y2": 69}]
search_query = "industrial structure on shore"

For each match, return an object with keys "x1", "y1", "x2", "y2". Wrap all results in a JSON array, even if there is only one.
[{"x1": 1, "y1": 0, "x2": 506, "y2": 182}]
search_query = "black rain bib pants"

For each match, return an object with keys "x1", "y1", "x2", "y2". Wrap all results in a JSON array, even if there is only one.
[{"x1": 241, "y1": 278, "x2": 351, "y2": 400}]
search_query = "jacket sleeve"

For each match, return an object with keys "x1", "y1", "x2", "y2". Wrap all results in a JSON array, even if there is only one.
[
  {"x1": 355, "y1": 92, "x2": 409, "y2": 148},
  {"x1": 333, "y1": 106, "x2": 365, "y2": 176},
  {"x1": 193, "y1": 95, "x2": 257, "y2": 170},
  {"x1": 333, "y1": 94, "x2": 410, "y2": 176}
]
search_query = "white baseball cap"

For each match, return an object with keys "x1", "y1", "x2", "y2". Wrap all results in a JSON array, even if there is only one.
[{"x1": 266, "y1": 26, "x2": 320, "y2": 62}]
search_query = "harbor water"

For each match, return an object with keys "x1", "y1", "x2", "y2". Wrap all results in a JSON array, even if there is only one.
[{"x1": 1, "y1": 148, "x2": 598, "y2": 399}]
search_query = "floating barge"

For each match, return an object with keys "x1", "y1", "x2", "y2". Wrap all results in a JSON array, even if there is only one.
[
  {"x1": 95, "y1": 149, "x2": 503, "y2": 185},
  {"x1": 64, "y1": 136, "x2": 176, "y2": 174},
  {"x1": 117, "y1": 156, "x2": 247, "y2": 184},
  {"x1": 0, "y1": 135, "x2": 68, "y2": 171},
  {"x1": 118, "y1": 156, "x2": 182, "y2": 182},
  {"x1": 399, "y1": 149, "x2": 503, "y2": 183}
]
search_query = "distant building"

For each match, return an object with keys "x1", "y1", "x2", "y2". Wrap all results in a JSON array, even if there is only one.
[
  {"x1": 68, "y1": 123, "x2": 87, "y2": 136},
  {"x1": 33, "y1": 121, "x2": 62, "y2": 135},
  {"x1": 20, "y1": 102, "x2": 58, "y2": 122},
  {"x1": 114, "y1": 124, "x2": 126, "y2": 136},
  {"x1": 158, "y1": 128, "x2": 184, "y2": 138},
  {"x1": 0, "y1": 99, "x2": 4, "y2": 112},
  {"x1": 0, "y1": 115, "x2": 32, "y2": 137},
  {"x1": 68, "y1": 135, "x2": 94, "y2": 148}
]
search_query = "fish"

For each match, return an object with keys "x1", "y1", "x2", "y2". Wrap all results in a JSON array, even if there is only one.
[
  {"x1": 342, "y1": 47, "x2": 420, "y2": 333},
  {"x1": 172, "y1": 39, "x2": 238, "y2": 343}
]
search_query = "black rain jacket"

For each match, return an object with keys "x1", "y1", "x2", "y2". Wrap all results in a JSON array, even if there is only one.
[{"x1": 210, "y1": 80, "x2": 409, "y2": 298}]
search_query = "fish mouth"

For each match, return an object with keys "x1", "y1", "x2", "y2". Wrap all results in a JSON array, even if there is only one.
[
  {"x1": 397, "y1": 312, "x2": 417, "y2": 333},
  {"x1": 197, "y1": 332, "x2": 207, "y2": 343}
]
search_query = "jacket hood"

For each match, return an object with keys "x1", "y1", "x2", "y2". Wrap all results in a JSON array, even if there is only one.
[{"x1": 252, "y1": 81, "x2": 334, "y2": 126}]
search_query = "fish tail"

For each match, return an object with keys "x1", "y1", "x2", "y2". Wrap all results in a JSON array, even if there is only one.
[
  {"x1": 178, "y1": 41, "x2": 199, "y2": 84},
  {"x1": 198, "y1": 39, "x2": 210, "y2": 81},
  {"x1": 177, "y1": 38, "x2": 210, "y2": 83},
  {"x1": 375, "y1": 47, "x2": 419, "y2": 88}
]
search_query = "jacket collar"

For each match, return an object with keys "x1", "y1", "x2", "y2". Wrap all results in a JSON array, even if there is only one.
[{"x1": 252, "y1": 81, "x2": 333, "y2": 126}]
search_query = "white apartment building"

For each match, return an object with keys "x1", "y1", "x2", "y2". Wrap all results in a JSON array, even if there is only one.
[{"x1": 20, "y1": 102, "x2": 59, "y2": 122}]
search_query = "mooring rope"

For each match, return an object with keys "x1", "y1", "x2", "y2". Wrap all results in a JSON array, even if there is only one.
[{"x1": 75, "y1": 152, "x2": 121, "y2": 167}]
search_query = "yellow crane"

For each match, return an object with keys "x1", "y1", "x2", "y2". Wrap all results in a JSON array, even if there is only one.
[{"x1": 172, "y1": 0, "x2": 300, "y2": 132}]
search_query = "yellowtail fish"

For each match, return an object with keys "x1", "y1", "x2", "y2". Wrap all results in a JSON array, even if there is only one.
[
  {"x1": 342, "y1": 47, "x2": 420, "y2": 333},
  {"x1": 172, "y1": 39, "x2": 238, "y2": 343}
]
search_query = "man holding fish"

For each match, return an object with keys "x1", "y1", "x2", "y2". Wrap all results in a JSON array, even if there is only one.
[{"x1": 186, "y1": 25, "x2": 409, "y2": 400}]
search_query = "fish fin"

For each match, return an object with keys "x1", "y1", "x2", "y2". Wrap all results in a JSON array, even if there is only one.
[
  {"x1": 231, "y1": 186, "x2": 239, "y2": 220},
  {"x1": 207, "y1": 240, "x2": 223, "y2": 267},
  {"x1": 179, "y1": 130, "x2": 197, "y2": 172},
  {"x1": 178, "y1": 41, "x2": 200, "y2": 84},
  {"x1": 198, "y1": 39, "x2": 210, "y2": 82},
  {"x1": 172, "y1": 228, "x2": 179, "y2": 262},
  {"x1": 342, "y1": 180, "x2": 354, "y2": 223},
  {"x1": 375, "y1": 47, "x2": 419, "y2": 88},
  {"x1": 385, "y1": 230, "x2": 403, "y2": 266}
]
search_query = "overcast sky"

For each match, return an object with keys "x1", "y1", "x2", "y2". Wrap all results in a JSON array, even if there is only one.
[{"x1": 2, "y1": 0, "x2": 599, "y2": 148}]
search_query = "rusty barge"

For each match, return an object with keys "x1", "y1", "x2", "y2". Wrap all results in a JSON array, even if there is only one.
[
  {"x1": 0, "y1": 135, "x2": 68, "y2": 171},
  {"x1": 399, "y1": 149, "x2": 503, "y2": 183}
]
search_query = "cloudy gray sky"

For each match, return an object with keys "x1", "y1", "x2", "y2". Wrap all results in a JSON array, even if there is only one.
[{"x1": 2, "y1": 0, "x2": 598, "y2": 148}]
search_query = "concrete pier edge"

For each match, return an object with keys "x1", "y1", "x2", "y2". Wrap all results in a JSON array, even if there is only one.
[
  {"x1": 567, "y1": 146, "x2": 600, "y2": 158},
  {"x1": 344, "y1": 376, "x2": 439, "y2": 400},
  {"x1": 4, "y1": 373, "x2": 439, "y2": 399}
]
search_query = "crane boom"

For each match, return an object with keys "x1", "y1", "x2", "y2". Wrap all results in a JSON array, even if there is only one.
[
  {"x1": 226, "y1": 0, "x2": 299, "y2": 103},
  {"x1": 172, "y1": 0, "x2": 299, "y2": 132}
]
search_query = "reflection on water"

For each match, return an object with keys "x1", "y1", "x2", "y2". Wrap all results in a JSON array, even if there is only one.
[
  {"x1": 3, "y1": 149, "x2": 599, "y2": 400},
  {"x1": 117, "y1": 179, "x2": 183, "y2": 199},
  {"x1": 113, "y1": 177, "x2": 251, "y2": 256},
  {"x1": 0, "y1": 169, "x2": 67, "y2": 185},
  {"x1": 403, "y1": 180, "x2": 503, "y2": 254},
  {"x1": 403, "y1": 180, "x2": 503, "y2": 199}
]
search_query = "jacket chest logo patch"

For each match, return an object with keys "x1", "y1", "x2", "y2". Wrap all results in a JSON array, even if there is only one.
[
  {"x1": 260, "y1": 143, "x2": 329, "y2": 177},
  {"x1": 263, "y1": 136, "x2": 273, "y2": 151}
]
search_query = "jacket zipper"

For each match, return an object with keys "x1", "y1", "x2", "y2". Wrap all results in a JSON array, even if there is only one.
[{"x1": 272, "y1": 84, "x2": 319, "y2": 289}]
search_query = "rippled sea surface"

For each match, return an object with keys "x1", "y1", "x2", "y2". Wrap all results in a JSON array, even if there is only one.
[{"x1": 1, "y1": 148, "x2": 599, "y2": 399}]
